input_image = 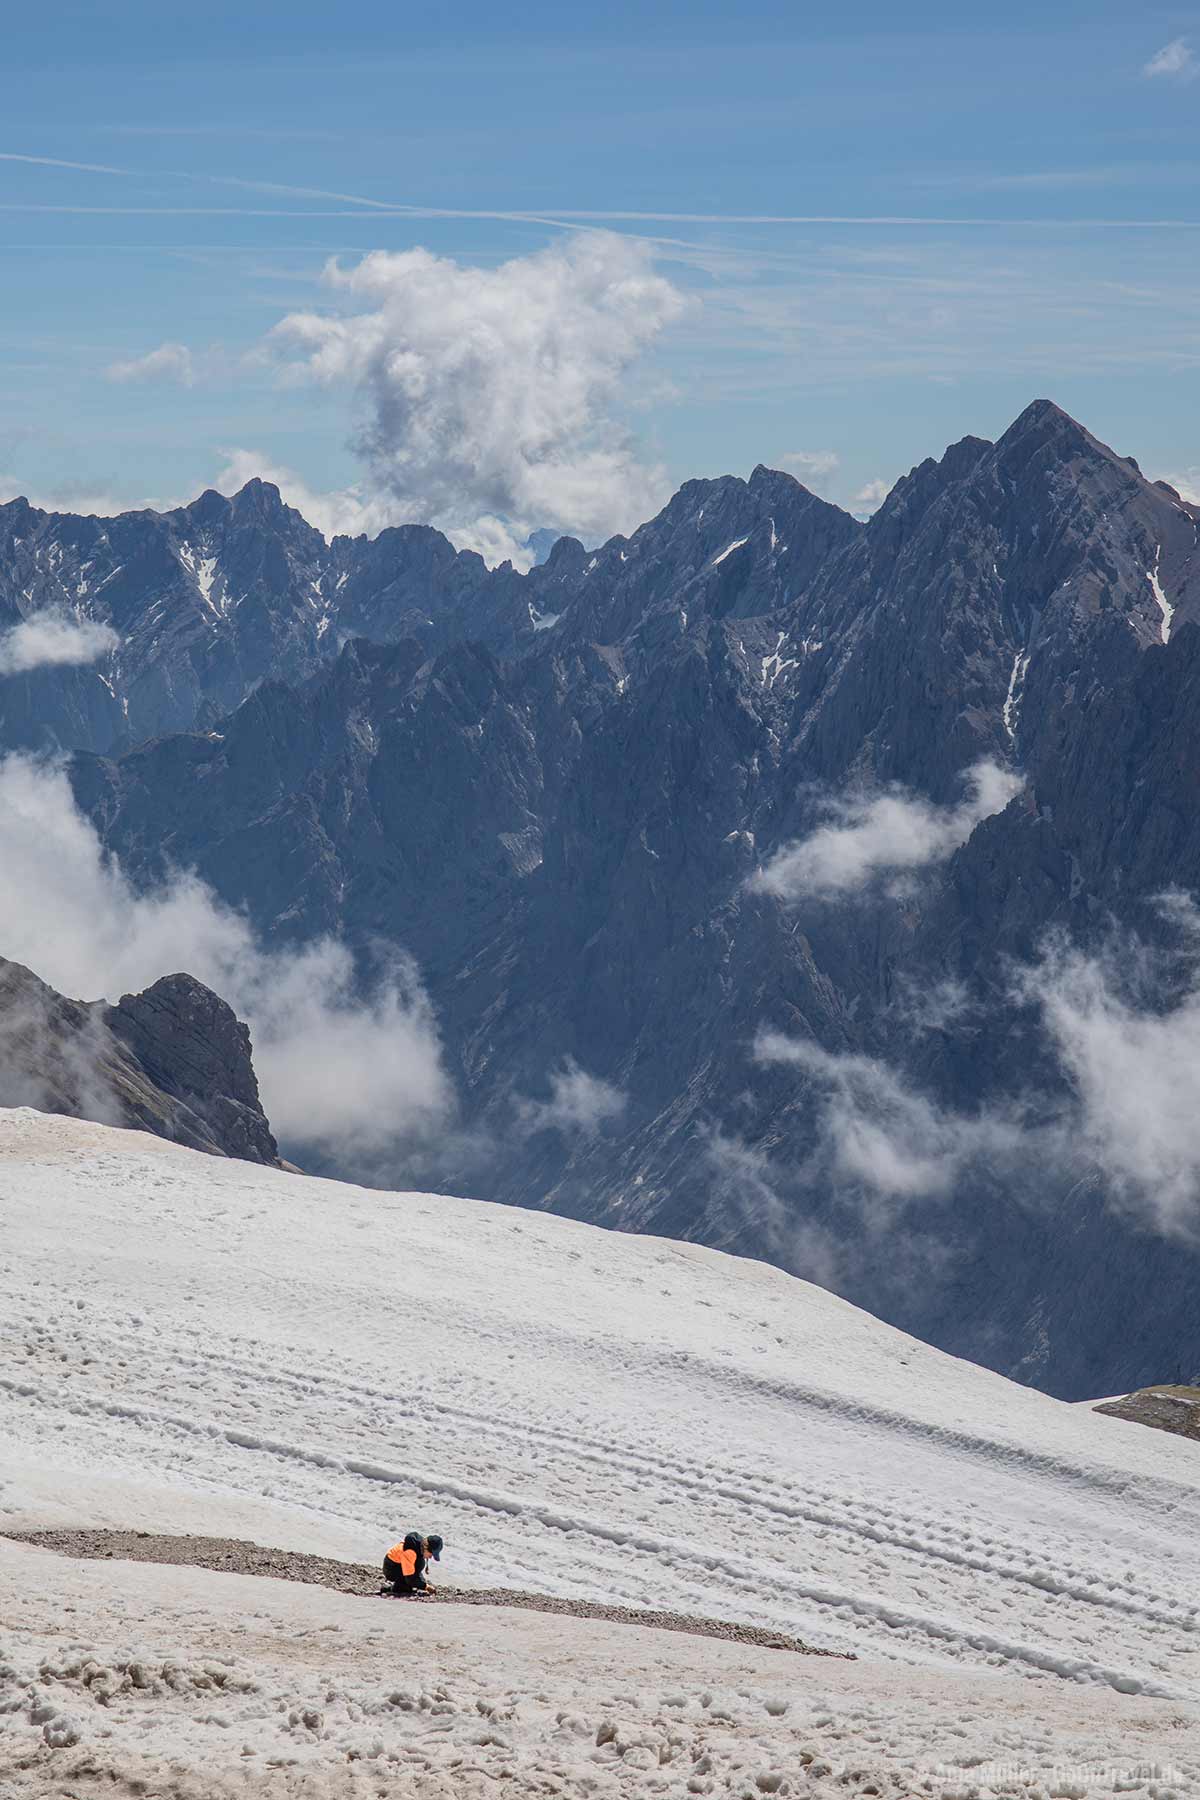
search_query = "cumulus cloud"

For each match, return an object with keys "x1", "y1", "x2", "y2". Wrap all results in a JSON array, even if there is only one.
[
  {"x1": 752, "y1": 760, "x2": 1022, "y2": 903},
  {"x1": 755, "y1": 1031, "x2": 1027, "y2": 1203},
  {"x1": 852, "y1": 478, "x2": 892, "y2": 517},
  {"x1": 1015, "y1": 905, "x2": 1200, "y2": 1239},
  {"x1": 0, "y1": 476, "x2": 174, "y2": 517},
  {"x1": 212, "y1": 448, "x2": 398, "y2": 545},
  {"x1": 781, "y1": 450, "x2": 839, "y2": 480},
  {"x1": 0, "y1": 755, "x2": 454, "y2": 1165},
  {"x1": 106, "y1": 341, "x2": 195, "y2": 386},
  {"x1": 1144, "y1": 38, "x2": 1196, "y2": 80},
  {"x1": 0, "y1": 611, "x2": 119, "y2": 676},
  {"x1": 514, "y1": 1059, "x2": 627, "y2": 1138},
  {"x1": 751, "y1": 898, "x2": 1200, "y2": 1243},
  {"x1": 263, "y1": 232, "x2": 687, "y2": 565}
]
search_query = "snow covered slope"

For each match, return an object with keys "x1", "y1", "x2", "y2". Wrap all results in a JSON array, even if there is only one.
[{"x1": 2, "y1": 1107, "x2": 1199, "y2": 1713}]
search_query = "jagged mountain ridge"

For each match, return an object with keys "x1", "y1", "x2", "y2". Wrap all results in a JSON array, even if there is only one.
[
  {"x1": 0, "y1": 957, "x2": 278, "y2": 1164},
  {"x1": 8, "y1": 399, "x2": 1200, "y2": 1398},
  {"x1": 0, "y1": 462, "x2": 856, "y2": 755}
]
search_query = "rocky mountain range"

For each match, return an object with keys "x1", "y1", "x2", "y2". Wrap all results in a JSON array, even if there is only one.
[{"x1": 4, "y1": 397, "x2": 1200, "y2": 1398}]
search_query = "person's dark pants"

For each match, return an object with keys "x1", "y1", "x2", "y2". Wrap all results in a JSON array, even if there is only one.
[{"x1": 383, "y1": 1556, "x2": 426, "y2": 1594}]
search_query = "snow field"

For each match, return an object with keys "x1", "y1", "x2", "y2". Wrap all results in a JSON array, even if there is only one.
[{"x1": 1, "y1": 1105, "x2": 1199, "y2": 1779}]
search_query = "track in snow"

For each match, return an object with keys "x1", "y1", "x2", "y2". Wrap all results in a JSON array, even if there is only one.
[{"x1": 2, "y1": 1109, "x2": 1199, "y2": 1703}]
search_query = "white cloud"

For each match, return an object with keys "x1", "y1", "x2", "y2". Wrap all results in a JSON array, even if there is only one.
[
  {"x1": 753, "y1": 900, "x2": 1200, "y2": 1242},
  {"x1": 215, "y1": 449, "x2": 545, "y2": 571},
  {"x1": 853, "y1": 478, "x2": 892, "y2": 514},
  {"x1": 755, "y1": 1031, "x2": 1026, "y2": 1203},
  {"x1": 752, "y1": 760, "x2": 1023, "y2": 903},
  {"x1": 781, "y1": 450, "x2": 839, "y2": 479},
  {"x1": 1144, "y1": 37, "x2": 1197, "y2": 80},
  {"x1": 0, "y1": 612, "x2": 119, "y2": 676},
  {"x1": 262, "y1": 232, "x2": 687, "y2": 564},
  {"x1": 0, "y1": 475, "x2": 173, "y2": 518},
  {"x1": 212, "y1": 448, "x2": 400, "y2": 546},
  {"x1": 514, "y1": 1059, "x2": 627, "y2": 1138},
  {"x1": 106, "y1": 341, "x2": 195, "y2": 386},
  {"x1": 0, "y1": 755, "x2": 454, "y2": 1165},
  {"x1": 702, "y1": 1127, "x2": 845, "y2": 1286},
  {"x1": 1014, "y1": 907, "x2": 1200, "y2": 1239}
]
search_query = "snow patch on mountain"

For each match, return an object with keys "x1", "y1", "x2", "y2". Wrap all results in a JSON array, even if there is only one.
[{"x1": 1147, "y1": 544, "x2": 1174, "y2": 644}]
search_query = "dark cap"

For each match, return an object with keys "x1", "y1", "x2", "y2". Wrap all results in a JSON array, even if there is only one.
[{"x1": 426, "y1": 1534, "x2": 444, "y2": 1561}]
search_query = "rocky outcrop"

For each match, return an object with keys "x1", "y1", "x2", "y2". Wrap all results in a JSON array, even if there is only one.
[
  {"x1": 1094, "y1": 1388, "x2": 1200, "y2": 1443},
  {"x1": 106, "y1": 974, "x2": 278, "y2": 1165},
  {"x1": 0, "y1": 955, "x2": 278, "y2": 1164}
]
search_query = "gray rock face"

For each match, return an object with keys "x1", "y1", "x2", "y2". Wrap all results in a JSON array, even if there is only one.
[
  {"x1": 10, "y1": 399, "x2": 1200, "y2": 1398},
  {"x1": 0, "y1": 956, "x2": 278, "y2": 1164},
  {"x1": 106, "y1": 973, "x2": 278, "y2": 1165},
  {"x1": 0, "y1": 464, "x2": 856, "y2": 755}
]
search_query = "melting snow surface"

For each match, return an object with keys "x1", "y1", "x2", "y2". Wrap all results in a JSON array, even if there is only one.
[
  {"x1": 711, "y1": 535, "x2": 749, "y2": 567},
  {"x1": 8, "y1": 1539, "x2": 1197, "y2": 1800},
  {"x1": 528, "y1": 602, "x2": 560, "y2": 631},
  {"x1": 1, "y1": 1108, "x2": 1198, "y2": 1703},
  {"x1": 3, "y1": 1108, "x2": 1200, "y2": 1793},
  {"x1": 1147, "y1": 544, "x2": 1174, "y2": 645},
  {"x1": 1003, "y1": 648, "x2": 1031, "y2": 740}
]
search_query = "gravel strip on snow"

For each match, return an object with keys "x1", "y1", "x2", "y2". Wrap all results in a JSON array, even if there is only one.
[{"x1": 8, "y1": 1529, "x2": 844, "y2": 1658}]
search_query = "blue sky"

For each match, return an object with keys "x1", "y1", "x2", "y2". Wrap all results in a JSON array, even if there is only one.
[{"x1": 3, "y1": 0, "x2": 1200, "y2": 554}]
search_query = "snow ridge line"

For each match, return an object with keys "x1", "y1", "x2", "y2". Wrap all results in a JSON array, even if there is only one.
[{"x1": 0, "y1": 1375, "x2": 1180, "y2": 1698}]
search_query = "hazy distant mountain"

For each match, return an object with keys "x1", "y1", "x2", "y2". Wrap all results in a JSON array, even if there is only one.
[
  {"x1": 0, "y1": 955, "x2": 277, "y2": 1165},
  {"x1": 7, "y1": 400, "x2": 1200, "y2": 1397}
]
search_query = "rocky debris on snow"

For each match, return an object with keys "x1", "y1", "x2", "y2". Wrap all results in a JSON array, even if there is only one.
[
  {"x1": 8, "y1": 1530, "x2": 842, "y2": 1658},
  {"x1": 4, "y1": 1528, "x2": 1197, "y2": 1800},
  {"x1": 0, "y1": 955, "x2": 278, "y2": 1164},
  {"x1": 1094, "y1": 1387, "x2": 1200, "y2": 1443}
]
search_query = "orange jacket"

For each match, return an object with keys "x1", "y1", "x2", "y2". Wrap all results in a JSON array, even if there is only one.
[{"x1": 386, "y1": 1545, "x2": 418, "y2": 1576}]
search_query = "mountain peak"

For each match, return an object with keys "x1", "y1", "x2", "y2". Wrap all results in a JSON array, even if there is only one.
[
  {"x1": 995, "y1": 398, "x2": 1105, "y2": 467},
  {"x1": 185, "y1": 487, "x2": 231, "y2": 527},
  {"x1": 231, "y1": 477, "x2": 286, "y2": 513}
]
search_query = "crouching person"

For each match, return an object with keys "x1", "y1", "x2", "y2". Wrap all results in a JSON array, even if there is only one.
[{"x1": 382, "y1": 1531, "x2": 444, "y2": 1596}]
